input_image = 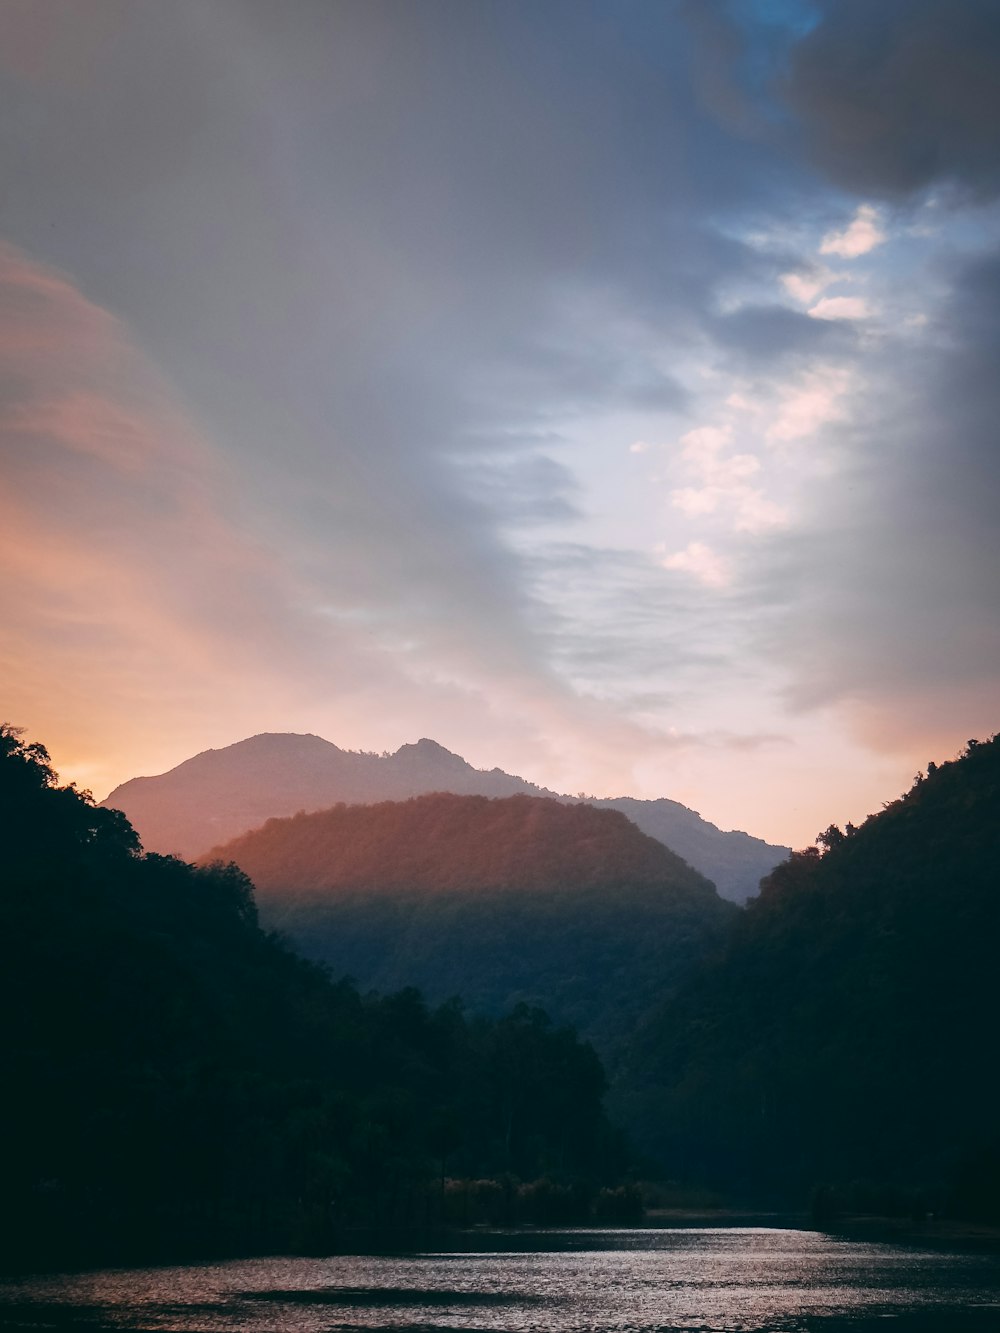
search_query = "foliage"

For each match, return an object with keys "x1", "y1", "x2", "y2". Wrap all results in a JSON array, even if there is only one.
[
  {"x1": 0, "y1": 727, "x2": 630, "y2": 1268},
  {"x1": 620, "y1": 736, "x2": 1000, "y2": 1215},
  {"x1": 203, "y1": 792, "x2": 736, "y2": 1057}
]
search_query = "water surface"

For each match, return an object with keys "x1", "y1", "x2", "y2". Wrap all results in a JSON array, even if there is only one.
[{"x1": 2, "y1": 1227, "x2": 998, "y2": 1332}]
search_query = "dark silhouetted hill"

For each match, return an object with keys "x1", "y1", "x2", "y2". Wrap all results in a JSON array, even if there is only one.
[
  {"x1": 1, "y1": 725, "x2": 630, "y2": 1269},
  {"x1": 620, "y1": 735, "x2": 1000, "y2": 1217},
  {"x1": 203, "y1": 792, "x2": 737, "y2": 1055},
  {"x1": 105, "y1": 732, "x2": 788, "y2": 900}
]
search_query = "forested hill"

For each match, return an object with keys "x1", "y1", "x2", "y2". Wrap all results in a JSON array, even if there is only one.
[
  {"x1": 1, "y1": 727, "x2": 632, "y2": 1270},
  {"x1": 105, "y1": 732, "x2": 788, "y2": 901},
  {"x1": 204, "y1": 793, "x2": 737, "y2": 1055},
  {"x1": 205, "y1": 791, "x2": 711, "y2": 894},
  {"x1": 621, "y1": 736, "x2": 1000, "y2": 1217}
]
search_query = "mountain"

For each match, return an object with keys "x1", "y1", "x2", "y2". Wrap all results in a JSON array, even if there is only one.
[
  {"x1": 589, "y1": 795, "x2": 788, "y2": 905},
  {"x1": 202, "y1": 791, "x2": 737, "y2": 1056},
  {"x1": 105, "y1": 732, "x2": 788, "y2": 901},
  {"x1": 619, "y1": 736, "x2": 1000, "y2": 1215}
]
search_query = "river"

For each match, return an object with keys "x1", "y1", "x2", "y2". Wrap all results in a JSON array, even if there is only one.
[{"x1": 1, "y1": 1227, "x2": 998, "y2": 1332}]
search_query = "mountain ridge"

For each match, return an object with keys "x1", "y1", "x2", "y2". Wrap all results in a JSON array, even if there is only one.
[
  {"x1": 105, "y1": 731, "x2": 789, "y2": 902},
  {"x1": 201, "y1": 789, "x2": 737, "y2": 1055}
]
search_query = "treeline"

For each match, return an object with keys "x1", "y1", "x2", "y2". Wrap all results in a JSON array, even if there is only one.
[
  {"x1": 206, "y1": 791, "x2": 716, "y2": 896},
  {"x1": 0, "y1": 728, "x2": 631, "y2": 1270},
  {"x1": 204, "y1": 793, "x2": 735, "y2": 1057},
  {"x1": 620, "y1": 736, "x2": 1000, "y2": 1220}
]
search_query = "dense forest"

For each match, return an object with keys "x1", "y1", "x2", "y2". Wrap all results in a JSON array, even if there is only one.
[
  {"x1": 0, "y1": 727, "x2": 635, "y2": 1271},
  {"x1": 202, "y1": 793, "x2": 737, "y2": 1057},
  {"x1": 620, "y1": 736, "x2": 1000, "y2": 1220},
  {"x1": 8, "y1": 716, "x2": 999, "y2": 1269}
]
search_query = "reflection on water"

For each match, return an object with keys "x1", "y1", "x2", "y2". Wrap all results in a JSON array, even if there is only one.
[{"x1": 1, "y1": 1228, "x2": 999, "y2": 1333}]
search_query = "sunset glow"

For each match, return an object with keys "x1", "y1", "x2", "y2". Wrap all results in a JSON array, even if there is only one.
[{"x1": 3, "y1": 2, "x2": 1000, "y2": 847}]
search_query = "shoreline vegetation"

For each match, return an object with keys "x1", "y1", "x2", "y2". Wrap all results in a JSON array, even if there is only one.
[
  {"x1": 12, "y1": 1209, "x2": 1000, "y2": 1281},
  {"x1": 15, "y1": 1174, "x2": 1000, "y2": 1278}
]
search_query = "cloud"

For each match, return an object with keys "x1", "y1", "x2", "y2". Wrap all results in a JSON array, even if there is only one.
[
  {"x1": 669, "y1": 423, "x2": 789, "y2": 533},
  {"x1": 819, "y1": 205, "x2": 886, "y2": 258},
  {"x1": 733, "y1": 492, "x2": 790, "y2": 534},
  {"x1": 754, "y1": 243, "x2": 1000, "y2": 755},
  {"x1": 0, "y1": 242, "x2": 344, "y2": 786},
  {"x1": 661, "y1": 541, "x2": 730, "y2": 588},
  {"x1": 3, "y1": 0, "x2": 998, "y2": 847},
  {"x1": 764, "y1": 367, "x2": 853, "y2": 441},
  {"x1": 780, "y1": 267, "x2": 836, "y2": 303},
  {"x1": 711, "y1": 303, "x2": 852, "y2": 365},
  {"x1": 670, "y1": 484, "x2": 787, "y2": 534},
  {"x1": 668, "y1": 421, "x2": 786, "y2": 534},
  {"x1": 0, "y1": 3, "x2": 803, "y2": 783},
  {"x1": 679, "y1": 424, "x2": 733, "y2": 464},
  {"x1": 671, "y1": 486, "x2": 721, "y2": 518},
  {"x1": 784, "y1": 0, "x2": 1000, "y2": 199},
  {"x1": 0, "y1": 235, "x2": 735, "y2": 806},
  {"x1": 807, "y1": 295, "x2": 873, "y2": 321}
]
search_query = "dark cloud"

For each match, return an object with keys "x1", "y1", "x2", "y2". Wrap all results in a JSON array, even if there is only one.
[
  {"x1": 784, "y1": 0, "x2": 1000, "y2": 199},
  {"x1": 710, "y1": 303, "x2": 855, "y2": 364},
  {"x1": 756, "y1": 242, "x2": 1000, "y2": 749}
]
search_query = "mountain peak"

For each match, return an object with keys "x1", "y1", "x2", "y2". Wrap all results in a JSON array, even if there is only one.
[
  {"x1": 233, "y1": 731, "x2": 340, "y2": 752},
  {"x1": 393, "y1": 738, "x2": 471, "y2": 769}
]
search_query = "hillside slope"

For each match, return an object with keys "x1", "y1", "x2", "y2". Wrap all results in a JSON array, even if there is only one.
[
  {"x1": 204, "y1": 792, "x2": 737, "y2": 1055},
  {"x1": 106, "y1": 732, "x2": 788, "y2": 901},
  {"x1": 2, "y1": 726, "x2": 627, "y2": 1266},
  {"x1": 621, "y1": 736, "x2": 1000, "y2": 1210}
]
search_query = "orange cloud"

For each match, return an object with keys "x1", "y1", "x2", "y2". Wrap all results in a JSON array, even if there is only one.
[
  {"x1": 0, "y1": 241, "x2": 332, "y2": 790},
  {"x1": 0, "y1": 241, "x2": 674, "y2": 807}
]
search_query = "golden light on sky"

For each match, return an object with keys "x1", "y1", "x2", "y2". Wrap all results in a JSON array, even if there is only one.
[{"x1": 4, "y1": 1, "x2": 1000, "y2": 847}]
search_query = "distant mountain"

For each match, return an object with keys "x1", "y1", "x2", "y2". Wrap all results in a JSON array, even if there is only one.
[
  {"x1": 105, "y1": 732, "x2": 788, "y2": 901},
  {"x1": 620, "y1": 735, "x2": 1000, "y2": 1212},
  {"x1": 202, "y1": 791, "x2": 737, "y2": 1056},
  {"x1": 588, "y1": 796, "x2": 788, "y2": 905}
]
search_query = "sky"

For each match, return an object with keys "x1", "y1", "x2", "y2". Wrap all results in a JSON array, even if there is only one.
[{"x1": 2, "y1": 0, "x2": 1000, "y2": 848}]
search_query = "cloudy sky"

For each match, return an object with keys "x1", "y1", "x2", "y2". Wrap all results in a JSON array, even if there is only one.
[{"x1": 3, "y1": 0, "x2": 1000, "y2": 847}]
